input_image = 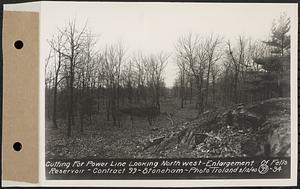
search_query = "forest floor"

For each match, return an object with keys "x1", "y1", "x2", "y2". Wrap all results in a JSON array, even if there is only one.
[{"x1": 46, "y1": 97, "x2": 290, "y2": 159}]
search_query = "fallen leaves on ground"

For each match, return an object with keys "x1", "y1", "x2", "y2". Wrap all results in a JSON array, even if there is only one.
[{"x1": 46, "y1": 98, "x2": 290, "y2": 159}]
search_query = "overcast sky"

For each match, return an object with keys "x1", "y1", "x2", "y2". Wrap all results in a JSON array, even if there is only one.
[{"x1": 41, "y1": 2, "x2": 297, "y2": 87}]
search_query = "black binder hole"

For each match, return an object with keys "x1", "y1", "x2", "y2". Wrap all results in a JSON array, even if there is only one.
[
  {"x1": 13, "y1": 142, "x2": 22, "y2": 151},
  {"x1": 14, "y1": 40, "x2": 23, "y2": 49}
]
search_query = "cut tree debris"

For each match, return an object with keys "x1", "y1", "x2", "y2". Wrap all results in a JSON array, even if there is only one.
[{"x1": 142, "y1": 98, "x2": 290, "y2": 158}]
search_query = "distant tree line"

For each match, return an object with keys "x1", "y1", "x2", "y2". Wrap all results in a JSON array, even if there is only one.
[{"x1": 172, "y1": 13, "x2": 290, "y2": 113}]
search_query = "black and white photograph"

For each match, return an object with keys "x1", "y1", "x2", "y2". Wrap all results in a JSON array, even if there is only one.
[
  {"x1": 42, "y1": 1, "x2": 297, "y2": 183},
  {"x1": 1, "y1": 0, "x2": 298, "y2": 187}
]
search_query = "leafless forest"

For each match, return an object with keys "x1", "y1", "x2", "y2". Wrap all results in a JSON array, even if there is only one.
[{"x1": 46, "y1": 14, "x2": 291, "y2": 159}]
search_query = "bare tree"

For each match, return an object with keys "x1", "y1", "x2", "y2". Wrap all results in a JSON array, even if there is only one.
[
  {"x1": 48, "y1": 33, "x2": 65, "y2": 129},
  {"x1": 102, "y1": 42, "x2": 126, "y2": 126},
  {"x1": 76, "y1": 30, "x2": 97, "y2": 133},
  {"x1": 176, "y1": 58, "x2": 186, "y2": 108},
  {"x1": 203, "y1": 35, "x2": 222, "y2": 107},
  {"x1": 144, "y1": 53, "x2": 169, "y2": 112},
  {"x1": 227, "y1": 37, "x2": 245, "y2": 104},
  {"x1": 176, "y1": 33, "x2": 207, "y2": 113},
  {"x1": 45, "y1": 51, "x2": 53, "y2": 122},
  {"x1": 51, "y1": 19, "x2": 88, "y2": 137},
  {"x1": 132, "y1": 52, "x2": 147, "y2": 103},
  {"x1": 211, "y1": 63, "x2": 221, "y2": 105}
]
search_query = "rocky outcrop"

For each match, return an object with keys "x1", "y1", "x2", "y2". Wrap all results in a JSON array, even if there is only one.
[{"x1": 144, "y1": 98, "x2": 290, "y2": 158}]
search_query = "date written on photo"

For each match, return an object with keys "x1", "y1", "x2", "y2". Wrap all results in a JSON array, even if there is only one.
[{"x1": 45, "y1": 158, "x2": 290, "y2": 179}]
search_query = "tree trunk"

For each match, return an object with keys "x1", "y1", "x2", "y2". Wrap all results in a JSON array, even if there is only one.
[
  {"x1": 195, "y1": 77, "x2": 203, "y2": 114},
  {"x1": 180, "y1": 74, "x2": 184, "y2": 108},
  {"x1": 97, "y1": 83, "x2": 101, "y2": 112},
  {"x1": 46, "y1": 84, "x2": 51, "y2": 121},
  {"x1": 189, "y1": 79, "x2": 193, "y2": 104},
  {"x1": 206, "y1": 61, "x2": 211, "y2": 107},
  {"x1": 52, "y1": 54, "x2": 61, "y2": 130},
  {"x1": 67, "y1": 61, "x2": 74, "y2": 138},
  {"x1": 156, "y1": 84, "x2": 161, "y2": 112},
  {"x1": 212, "y1": 75, "x2": 216, "y2": 105},
  {"x1": 234, "y1": 66, "x2": 239, "y2": 104},
  {"x1": 52, "y1": 83, "x2": 58, "y2": 129}
]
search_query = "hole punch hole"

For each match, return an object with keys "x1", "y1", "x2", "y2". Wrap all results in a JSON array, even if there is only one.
[
  {"x1": 13, "y1": 142, "x2": 22, "y2": 151},
  {"x1": 14, "y1": 40, "x2": 23, "y2": 49}
]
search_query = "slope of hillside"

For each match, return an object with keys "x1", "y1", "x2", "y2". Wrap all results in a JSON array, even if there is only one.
[
  {"x1": 140, "y1": 97, "x2": 290, "y2": 158},
  {"x1": 46, "y1": 97, "x2": 290, "y2": 159}
]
